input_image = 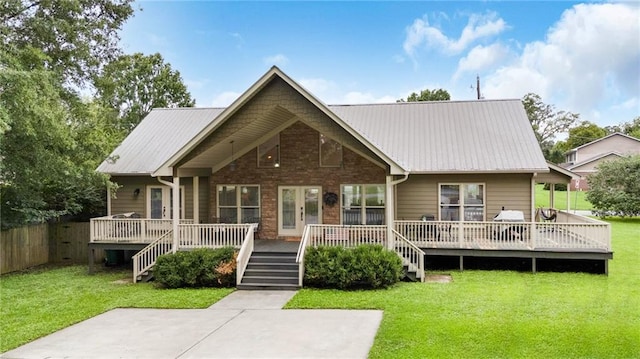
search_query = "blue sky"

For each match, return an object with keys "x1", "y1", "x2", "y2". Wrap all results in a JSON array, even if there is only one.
[{"x1": 120, "y1": 1, "x2": 639, "y2": 133}]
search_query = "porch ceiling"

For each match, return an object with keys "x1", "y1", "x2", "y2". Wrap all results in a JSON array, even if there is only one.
[{"x1": 179, "y1": 105, "x2": 297, "y2": 170}]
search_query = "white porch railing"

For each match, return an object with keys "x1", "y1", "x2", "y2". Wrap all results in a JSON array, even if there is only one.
[
  {"x1": 178, "y1": 224, "x2": 253, "y2": 249},
  {"x1": 236, "y1": 224, "x2": 257, "y2": 286},
  {"x1": 394, "y1": 218, "x2": 611, "y2": 252},
  {"x1": 90, "y1": 215, "x2": 193, "y2": 243},
  {"x1": 296, "y1": 224, "x2": 424, "y2": 285},
  {"x1": 392, "y1": 229, "x2": 425, "y2": 282},
  {"x1": 132, "y1": 231, "x2": 173, "y2": 283}
]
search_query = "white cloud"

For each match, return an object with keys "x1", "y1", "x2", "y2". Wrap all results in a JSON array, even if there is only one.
[
  {"x1": 482, "y1": 3, "x2": 640, "y2": 121},
  {"x1": 403, "y1": 11, "x2": 507, "y2": 57},
  {"x1": 454, "y1": 43, "x2": 511, "y2": 79},
  {"x1": 299, "y1": 78, "x2": 337, "y2": 95},
  {"x1": 341, "y1": 92, "x2": 396, "y2": 104},
  {"x1": 229, "y1": 32, "x2": 244, "y2": 49},
  {"x1": 184, "y1": 79, "x2": 208, "y2": 91},
  {"x1": 264, "y1": 54, "x2": 289, "y2": 66},
  {"x1": 392, "y1": 54, "x2": 405, "y2": 64},
  {"x1": 211, "y1": 91, "x2": 241, "y2": 107}
]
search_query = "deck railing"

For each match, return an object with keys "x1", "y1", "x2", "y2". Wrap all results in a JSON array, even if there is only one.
[
  {"x1": 178, "y1": 224, "x2": 253, "y2": 249},
  {"x1": 132, "y1": 231, "x2": 173, "y2": 283},
  {"x1": 392, "y1": 229, "x2": 425, "y2": 282},
  {"x1": 394, "y1": 218, "x2": 610, "y2": 252},
  {"x1": 303, "y1": 224, "x2": 388, "y2": 247},
  {"x1": 236, "y1": 224, "x2": 257, "y2": 286},
  {"x1": 296, "y1": 225, "x2": 312, "y2": 287},
  {"x1": 90, "y1": 215, "x2": 193, "y2": 243}
]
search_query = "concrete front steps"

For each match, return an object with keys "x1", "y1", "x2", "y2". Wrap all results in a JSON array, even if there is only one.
[{"x1": 237, "y1": 251, "x2": 300, "y2": 290}]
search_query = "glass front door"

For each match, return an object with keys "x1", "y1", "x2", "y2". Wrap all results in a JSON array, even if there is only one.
[
  {"x1": 147, "y1": 186, "x2": 184, "y2": 219},
  {"x1": 278, "y1": 186, "x2": 322, "y2": 237}
]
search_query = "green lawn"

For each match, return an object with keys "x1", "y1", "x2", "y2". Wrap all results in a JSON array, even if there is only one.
[
  {"x1": 287, "y1": 217, "x2": 640, "y2": 358},
  {"x1": 534, "y1": 183, "x2": 594, "y2": 211},
  {"x1": 2, "y1": 218, "x2": 638, "y2": 357},
  {"x1": 0, "y1": 267, "x2": 233, "y2": 352}
]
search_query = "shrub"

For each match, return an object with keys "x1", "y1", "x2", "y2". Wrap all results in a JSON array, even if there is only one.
[
  {"x1": 543, "y1": 183, "x2": 567, "y2": 191},
  {"x1": 304, "y1": 245, "x2": 403, "y2": 289},
  {"x1": 587, "y1": 155, "x2": 640, "y2": 217},
  {"x1": 154, "y1": 247, "x2": 237, "y2": 288}
]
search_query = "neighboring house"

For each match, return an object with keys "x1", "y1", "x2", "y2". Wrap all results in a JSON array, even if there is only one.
[
  {"x1": 563, "y1": 133, "x2": 640, "y2": 190},
  {"x1": 90, "y1": 67, "x2": 612, "y2": 286}
]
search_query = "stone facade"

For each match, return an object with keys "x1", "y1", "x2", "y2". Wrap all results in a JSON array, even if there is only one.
[{"x1": 210, "y1": 121, "x2": 387, "y2": 239}]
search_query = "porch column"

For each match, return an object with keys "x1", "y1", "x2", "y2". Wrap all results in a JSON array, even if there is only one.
[
  {"x1": 193, "y1": 176, "x2": 199, "y2": 223},
  {"x1": 172, "y1": 176, "x2": 180, "y2": 253},
  {"x1": 385, "y1": 176, "x2": 394, "y2": 251},
  {"x1": 566, "y1": 181, "x2": 571, "y2": 214},
  {"x1": 106, "y1": 185, "x2": 112, "y2": 216},
  {"x1": 549, "y1": 183, "x2": 555, "y2": 209}
]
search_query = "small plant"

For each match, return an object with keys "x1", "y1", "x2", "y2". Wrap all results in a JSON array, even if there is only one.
[
  {"x1": 304, "y1": 245, "x2": 403, "y2": 289},
  {"x1": 154, "y1": 247, "x2": 237, "y2": 288}
]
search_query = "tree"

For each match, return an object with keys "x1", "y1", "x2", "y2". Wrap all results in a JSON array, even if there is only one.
[
  {"x1": 1, "y1": 0, "x2": 134, "y2": 86},
  {"x1": 586, "y1": 155, "x2": 640, "y2": 217},
  {"x1": 564, "y1": 121, "x2": 607, "y2": 149},
  {"x1": 398, "y1": 88, "x2": 451, "y2": 102},
  {"x1": 620, "y1": 116, "x2": 640, "y2": 139},
  {"x1": 0, "y1": 59, "x2": 111, "y2": 228},
  {"x1": 522, "y1": 93, "x2": 579, "y2": 163},
  {"x1": 94, "y1": 53, "x2": 195, "y2": 131}
]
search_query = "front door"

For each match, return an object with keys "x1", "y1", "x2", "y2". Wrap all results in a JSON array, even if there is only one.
[
  {"x1": 147, "y1": 186, "x2": 185, "y2": 219},
  {"x1": 278, "y1": 186, "x2": 322, "y2": 237}
]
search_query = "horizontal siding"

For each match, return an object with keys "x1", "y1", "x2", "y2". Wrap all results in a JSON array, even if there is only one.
[
  {"x1": 111, "y1": 176, "x2": 207, "y2": 220},
  {"x1": 397, "y1": 173, "x2": 533, "y2": 221}
]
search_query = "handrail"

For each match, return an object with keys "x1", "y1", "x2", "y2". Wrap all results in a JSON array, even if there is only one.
[
  {"x1": 132, "y1": 230, "x2": 173, "y2": 283},
  {"x1": 236, "y1": 223, "x2": 257, "y2": 286},
  {"x1": 391, "y1": 229, "x2": 425, "y2": 282},
  {"x1": 296, "y1": 225, "x2": 311, "y2": 287}
]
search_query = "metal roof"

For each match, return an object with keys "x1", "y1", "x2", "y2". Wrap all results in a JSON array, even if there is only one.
[
  {"x1": 329, "y1": 100, "x2": 548, "y2": 173},
  {"x1": 97, "y1": 70, "x2": 548, "y2": 175},
  {"x1": 96, "y1": 108, "x2": 224, "y2": 175}
]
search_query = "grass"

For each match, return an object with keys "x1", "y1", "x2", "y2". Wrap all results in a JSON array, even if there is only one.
[
  {"x1": 534, "y1": 184, "x2": 594, "y2": 211},
  {"x1": 287, "y1": 217, "x2": 640, "y2": 358},
  {"x1": 0, "y1": 266, "x2": 233, "y2": 352},
  {"x1": 2, "y1": 218, "x2": 638, "y2": 357}
]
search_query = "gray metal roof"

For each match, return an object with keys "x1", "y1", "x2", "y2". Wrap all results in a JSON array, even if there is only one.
[
  {"x1": 329, "y1": 99, "x2": 548, "y2": 172},
  {"x1": 97, "y1": 88, "x2": 547, "y2": 175},
  {"x1": 97, "y1": 108, "x2": 224, "y2": 175}
]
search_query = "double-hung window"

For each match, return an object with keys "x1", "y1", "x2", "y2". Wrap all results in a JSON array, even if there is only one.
[
  {"x1": 341, "y1": 184, "x2": 385, "y2": 225},
  {"x1": 217, "y1": 185, "x2": 260, "y2": 223},
  {"x1": 439, "y1": 184, "x2": 485, "y2": 221}
]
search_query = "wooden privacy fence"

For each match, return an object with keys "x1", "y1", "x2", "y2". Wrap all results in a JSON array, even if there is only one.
[{"x1": 1, "y1": 222, "x2": 102, "y2": 275}]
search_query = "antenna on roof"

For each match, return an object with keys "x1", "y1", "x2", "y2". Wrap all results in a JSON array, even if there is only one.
[{"x1": 470, "y1": 75, "x2": 484, "y2": 100}]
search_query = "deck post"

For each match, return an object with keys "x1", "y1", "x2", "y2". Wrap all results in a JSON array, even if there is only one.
[
  {"x1": 385, "y1": 176, "x2": 394, "y2": 250},
  {"x1": 193, "y1": 176, "x2": 199, "y2": 223},
  {"x1": 88, "y1": 247, "x2": 95, "y2": 274},
  {"x1": 532, "y1": 257, "x2": 537, "y2": 273},
  {"x1": 172, "y1": 176, "x2": 180, "y2": 253},
  {"x1": 459, "y1": 255, "x2": 464, "y2": 271}
]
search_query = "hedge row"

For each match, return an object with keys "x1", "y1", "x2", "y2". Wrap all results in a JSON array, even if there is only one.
[
  {"x1": 304, "y1": 245, "x2": 403, "y2": 289},
  {"x1": 154, "y1": 247, "x2": 237, "y2": 288}
]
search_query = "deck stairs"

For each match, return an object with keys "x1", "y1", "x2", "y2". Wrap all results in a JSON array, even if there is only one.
[{"x1": 237, "y1": 251, "x2": 300, "y2": 290}]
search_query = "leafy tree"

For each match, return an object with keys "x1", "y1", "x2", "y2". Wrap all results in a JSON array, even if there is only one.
[
  {"x1": 523, "y1": 93, "x2": 579, "y2": 145},
  {"x1": 94, "y1": 53, "x2": 195, "y2": 131},
  {"x1": 564, "y1": 121, "x2": 607, "y2": 149},
  {"x1": 522, "y1": 93, "x2": 579, "y2": 162},
  {"x1": 586, "y1": 155, "x2": 640, "y2": 217},
  {"x1": 620, "y1": 116, "x2": 640, "y2": 139},
  {"x1": 398, "y1": 88, "x2": 451, "y2": 102},
  {"x1": 1, "y1": 0, "x2": 134, "y2": 86},
  {"x1": 0, "y1": 60, "x2": 111, "y2": 228}
]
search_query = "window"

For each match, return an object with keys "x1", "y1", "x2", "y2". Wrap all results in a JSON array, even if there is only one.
[
  {"x1": 341, "y1": 184, "x2": 385, "y2": 225},
  {"x1": 217, "y1": 185, "x2": 260, "y2": 223},
  {"x1": 258, "y1": 134, "x2": 279, "y2": 168},
  {"x1": 439, "y1": 184, "x2": 484, "y2": 221},
  {"x1": 319, "y1": 134, "x2": 342, "y2": 167}
]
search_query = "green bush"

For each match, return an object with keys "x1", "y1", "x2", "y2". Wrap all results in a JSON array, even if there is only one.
[
  {"x1": 304, "y1": 245, "x2": 403, "y2": 289},
  {"x1": 543, "y1": 183, "x2": 567, "y2": 191},
  {"x1": 154, "y1": 247, "x2": 237, "y2": 288}
]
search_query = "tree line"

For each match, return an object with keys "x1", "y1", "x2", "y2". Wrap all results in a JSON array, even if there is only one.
[{"x1": 1, "y1": 0, "x2": 194, "y2": 229}]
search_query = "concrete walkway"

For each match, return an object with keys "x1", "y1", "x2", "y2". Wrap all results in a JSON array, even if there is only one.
[{"x1": 1, "y1": 291, "x2": 383, "y2": 359}]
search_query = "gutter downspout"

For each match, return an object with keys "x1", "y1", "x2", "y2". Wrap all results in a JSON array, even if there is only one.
[
  {"x1": 386, "y1": 172, "x2": 410, "y2": 250},
  {"x1": 157, "y1": 176, "x2": 180, "y2": 253}
]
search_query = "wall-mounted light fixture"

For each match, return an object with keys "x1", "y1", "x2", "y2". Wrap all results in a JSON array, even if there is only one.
[
  {"x1": 274, "y1": 144, "x2": 280, "y2": 168},
  {"x1": 133, "y1": 188, "x2": 140, "y2": 197},
  {"x1": 229, "y1": 140, "x2": 236, "y2": 171}
]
